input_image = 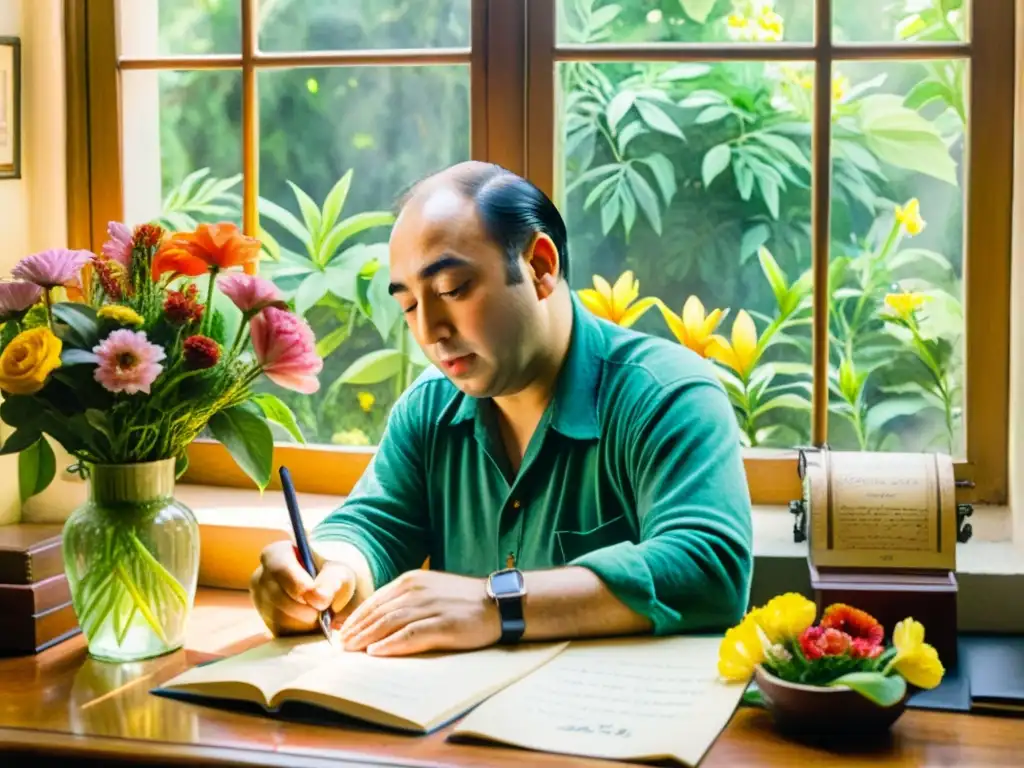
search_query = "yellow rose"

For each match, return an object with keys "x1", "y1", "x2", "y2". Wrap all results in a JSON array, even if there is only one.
[
  {"x1": 891, "y1": 617, "x2": 945, "y2": 689},
  {"x1": 756, "y1": 592, "x2": 817, "y2": 643},
  {"x1": 0, "y1": 327, "x2": 63, "y2": 395},
  {"x1": 97, "y1": 305, "x2": 144, "y2": 327}
]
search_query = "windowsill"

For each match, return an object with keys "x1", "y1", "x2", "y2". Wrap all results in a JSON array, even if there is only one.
[{"x1": 177, "y1": 482, "x2": 1024, "y2": 632}]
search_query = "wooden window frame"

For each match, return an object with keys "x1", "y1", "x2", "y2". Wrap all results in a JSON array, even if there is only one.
[{"x1": 65, "y1": 0, "x2": 1015, "y2": 506}]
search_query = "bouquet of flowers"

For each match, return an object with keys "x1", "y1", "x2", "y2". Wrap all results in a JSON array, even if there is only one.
[
  {"x1": 0, "y1": 220, "x2": 321, "y2": 492},
  {"x1": 718, "y1": 593, "x2": 945, "y2": 706},
  {"x1": 0, "y1": 220, "x2": 322, "y2": 660}
]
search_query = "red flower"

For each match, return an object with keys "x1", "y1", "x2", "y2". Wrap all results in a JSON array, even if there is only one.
[
  {"x1": 799, "y1": 626, "x2": 851, "y2": 660},
  {"x1": 850, "y1": 638, "x2": 884, "y2": 659},
  {"x1": 93, "y1": 256, "x2": 130, "y2": 300},
  {"x1": 132, "y1": 223, "x2": 166, "y2": 250},
  {"x1": 182, "y1": 335, "x2": 221, "y2": 370},
  {"x1": 163, "y1": 284, "x2": 204, "y2": 326},
  {"x1": 821, "y1": 604, "x2": 884, "y2": 646}
]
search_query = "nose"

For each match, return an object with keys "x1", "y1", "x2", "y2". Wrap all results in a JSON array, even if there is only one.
[{"x1": 411, "y1": 299, "x2": 452, "y2": 347}]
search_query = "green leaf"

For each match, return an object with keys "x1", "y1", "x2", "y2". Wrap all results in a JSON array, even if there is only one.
[
  {"x1": 52, "y1": 303, "x2": 100, "y2": 348},
  {"x1": 620, "y1": 187, "x2": 637, "y2": 235},
  {"x1": 658, "y1": 63, "x2": 711, "y2": 82},
  {"x1": 294, "y1": 272, "x2": 330, "y2": 317},
  {"x1": 251, "y1": 393, "x2": 305, "y2": 444},
  {"x1": 740, "y1": 224, "x2": 770, "y2": 262},
  {"x1": 0, "y1": 395, "x2": 36, "y2": 429},
  {"x1": 257, "y1": 197, "x2": 313, "y2": 253},
  {"x1": 600, "y1": 191, "x2": 622, "y2": 235},
  {"x1": 0, "y1": 321, "x2": 19, "y2": 350},
  {"x1": 625, "y1": 166, "x2": 662, "y2": 235},
  {"x1": 752, "y1": 393, "x2": 812, "y2": 420},
  {"x1": 735, "y1": 161, "x2": 754, "y2": 200},
  {"x1": 315, "y1": 323, "x2": 351, "y2": 358},
  {"x1": 858, "y1": 94, "x2": 958, "y2": 185},
  {"x1": 0, "y1": 428, "x2": 41, "y2": 455},
  {"x1": 702, "y1": 144, "x2": 731, "y2": 188},
  {"x1": 758, "y1": 175, "x2": 781, "y2": 219},
  {"x1": 61, "y1": 349, "x2": 99, "y2": 366},
  {"x1": 321, "y1": 211, "x2": 395, "y2": 266},
  {"x1": 758, "y1": 246, "x2": 790, "y2": 308},
  {"x1": 638, "y1": 153, "x2": 676, "y2": 205},
  {"x1": 326, "y1": 243, "x2": 388, "y2": 303},
  {"x1": 615, "y1": 121, "x2": 647, "y2": 155},
  {"x1": 828, "y1": 672, "x2": 906, "y2": 707},
  {"x1": 904, "y1": 80, "x2": 949, "y2": 111},
  {"x1": 339, "y1": 348, "x2": 405, "y2": 385},
  {"x1": 606, "y1": 90, "x2": 636, "y2": 132},
  {"x1": 366, "y1": 264, "x2": 402, "y2": 342},
  {"x1": 680, "y1": 0, "x2": 717, "y2": 23},
  {"x1": 18, "y1": 437, "x2": 55, "y2": 502},
  {"x1": 887, "y1": 248, "x2": 953, "y2": 278},
  {"x1": 695, "y1": 105, "x2": 732, "y2": 124},
  {"x1": 174, "y1": 451, "x2": 189, "y2": 480},
  {"x1": 207, "y1": 405, "x2": 274, "y2": 491},
  {"x1": 320, "y1": 169, "x2": 353, "y2": 234},
  {"x1": 287, "y1": 180, "x2": 324, "y2": 251},
  {"x1": 741, "y1": 684, "x2": 765, "y2": 708},
  {"x1": 634, "y1": 99, "x2": 684, "y2": 140},
  {"x1": 755, "y1": 132, "x2": 810, "y2": 170},
  {"x1": 865, "y1": 395, "x2": 940, "y2": 436}
]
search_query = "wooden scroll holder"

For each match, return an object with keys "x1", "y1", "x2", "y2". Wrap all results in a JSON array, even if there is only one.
[{"x1": 790, "y1": 447, "x2": 973, "y2": 668}]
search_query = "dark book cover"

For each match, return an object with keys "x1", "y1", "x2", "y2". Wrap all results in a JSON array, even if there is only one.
[
  {"x1": 0, "y1": 573, "x2": 71, "y2": 615},
  {"x1": 0, "y1": 599, "x2": 81, "y2": 655},
  {"x1": 962, "y1": 634, "x2": 1024, "y2": 714},
  {"x1": 0, "y1": 524, "x2": 65, "y2": 585}
]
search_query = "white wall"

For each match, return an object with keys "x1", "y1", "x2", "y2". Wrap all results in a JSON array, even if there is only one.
[{"x1": 0, "y1": 0, "x2": 72, "y2": 524}]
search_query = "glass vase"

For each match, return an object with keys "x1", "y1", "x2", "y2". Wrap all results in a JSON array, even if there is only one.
[{"x1": 61, "y1": 459, "x2": 199, "y2": 662}]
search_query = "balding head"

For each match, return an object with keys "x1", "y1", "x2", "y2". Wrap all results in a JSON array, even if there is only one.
[{"x1": 394, "y1": 162, "x2": 568, "y2": 283}]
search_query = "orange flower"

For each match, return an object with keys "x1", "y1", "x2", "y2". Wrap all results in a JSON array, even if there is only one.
[
  {"x1": 152, "y1": 222, "x2": 260, "y2": 279},
  {"x1": 820, "y1": 603, "x2": 884, "y2": 646}
]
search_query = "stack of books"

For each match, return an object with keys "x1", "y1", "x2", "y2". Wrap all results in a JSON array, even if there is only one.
[{"x1": 0, "y1": 523, "x2": 81, "y2": 654}]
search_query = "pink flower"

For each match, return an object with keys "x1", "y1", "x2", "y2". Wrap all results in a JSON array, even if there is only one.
[
  {"x1": 12, "y1": 249, "x2": 94, "y2": 288},
  {"x1": 0, "y1": 281, "x2": 43, "y2": 320},
  {"x1": 101, "y1": 222, "x2": 133, "y2": 267},
  {"x1": 92, "y1": 329, "x2": 166, "y2": 395},
  {"x1": 218, "y1": 273, "x2": 285, "y2": 313},
  {"x1": 250, "y1": 307, "x2": 323, "y2": 394}
]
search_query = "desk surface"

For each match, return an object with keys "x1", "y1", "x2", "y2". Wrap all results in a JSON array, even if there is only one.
[{"x1": 0, "y1": 588, "x2": 1021, "y2": 767}]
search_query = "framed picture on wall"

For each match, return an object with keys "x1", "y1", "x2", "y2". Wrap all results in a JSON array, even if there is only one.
[{"x1": 0, "y1": 36, "x2": 20, "y2": 180}]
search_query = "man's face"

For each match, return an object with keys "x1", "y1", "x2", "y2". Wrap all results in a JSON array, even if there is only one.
[{"x1": 387, "y1": 187, "x2": 544, "y2": 399}]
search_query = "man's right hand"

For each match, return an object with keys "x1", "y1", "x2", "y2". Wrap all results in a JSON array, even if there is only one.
[{"x1": 250, "y1": 540, "x2": 358, "y2": 636}]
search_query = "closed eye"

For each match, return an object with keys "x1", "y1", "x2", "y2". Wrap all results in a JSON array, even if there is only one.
[{"x1": 440, "y1": 281, "x2": 471, "y2": 299}]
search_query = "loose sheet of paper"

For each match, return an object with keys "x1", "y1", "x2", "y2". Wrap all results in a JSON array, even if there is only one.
[
  {"x1": 830, "y1": 452, "x2": 936, "y2": 552},
  {"x1": 451, "y1": 635, "x2": 745, "y2": 766}
]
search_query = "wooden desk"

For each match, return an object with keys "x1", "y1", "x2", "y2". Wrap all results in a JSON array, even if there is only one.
[{"x1": 0, "y1": 589, "x2": 1020, "y2": 767}]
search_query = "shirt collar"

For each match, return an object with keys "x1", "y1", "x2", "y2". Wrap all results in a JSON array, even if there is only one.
[{"x1": 441, "y1": 293, "x2": 603, "y2": 440}]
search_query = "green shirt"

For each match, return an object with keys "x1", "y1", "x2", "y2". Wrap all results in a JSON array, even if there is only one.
[{"x1": 313, "y1": 295, "x2": 753, "y2": 634}]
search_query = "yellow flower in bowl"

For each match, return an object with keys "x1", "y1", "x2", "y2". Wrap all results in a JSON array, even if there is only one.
[{"x1": 890, "y1": 618, "x2": 944, "y2": 689}]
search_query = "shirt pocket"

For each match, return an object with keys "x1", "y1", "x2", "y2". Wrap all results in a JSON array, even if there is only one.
[{"x1": 555, "y1": 514, "x2": 635, "y2": 564}]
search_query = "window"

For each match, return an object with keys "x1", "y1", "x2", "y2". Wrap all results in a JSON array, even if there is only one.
[{"x1": 69, "y1": 0, "x2": 1014, "y2": 505}]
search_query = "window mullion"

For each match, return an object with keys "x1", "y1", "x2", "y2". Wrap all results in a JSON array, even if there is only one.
[
  {"x1": 811, "y1": 0, "x2": 833, "y2": 447},
  {"x1": 241, "y1": 0, "x2": 258, "y2": 254}
]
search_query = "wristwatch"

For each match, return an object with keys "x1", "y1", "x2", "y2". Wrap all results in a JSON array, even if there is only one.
[{"x1": 486, "y1": 568, "x2": 526, "y2": 644}]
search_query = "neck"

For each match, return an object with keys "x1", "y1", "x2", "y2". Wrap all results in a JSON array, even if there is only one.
[{"x1": 492, "y1": 283, "x2": 574, "y2": 426}]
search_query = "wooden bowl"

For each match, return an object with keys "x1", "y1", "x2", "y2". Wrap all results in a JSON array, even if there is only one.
[{"x1": 754, "y1": 665, "x2": 909, "y2": 738}]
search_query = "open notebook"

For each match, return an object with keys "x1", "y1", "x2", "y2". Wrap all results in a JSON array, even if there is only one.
[{"x1": 155, "y1": 633, "x2": 746, "y2": 765}]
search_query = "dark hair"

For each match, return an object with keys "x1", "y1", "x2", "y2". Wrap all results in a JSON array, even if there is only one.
[{"x1": 395, "y1": 163, "x2": 569, "y2": 284}]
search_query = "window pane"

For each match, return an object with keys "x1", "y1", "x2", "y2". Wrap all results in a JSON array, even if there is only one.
[
  {"x1": 828, "y1": 59, "x2": 966, "y2": 456},
  {"x1": 119, "y1": 0, "x2": 241, "y2": 58},
  {"x1": 120, "y1": 69, "x2": 242, "y2": 231},
  {"x1": 256, "y1": 66, "x2": 470, "y2": 446},
  {"x1": 559, "y1": 60, "x2": 813, "y2": 449},
  {"x1": 258, "y1": 0, "x2": 471, "y2": 51},
  {"x1": 557, "y1": 0, "x2": 813, "y2": 45},
  {"x1": 834, "y1": 0, "x2": 969, "y2": 43}
]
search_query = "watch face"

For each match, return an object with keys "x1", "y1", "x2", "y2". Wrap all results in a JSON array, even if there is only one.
[{"x1": 490, "y1": 569, "x2": 525, "y2": 597}]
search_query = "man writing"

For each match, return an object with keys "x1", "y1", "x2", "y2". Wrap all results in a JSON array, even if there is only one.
[{"x1": 250, "y1": 161, "x2": 753, "y2": 656}]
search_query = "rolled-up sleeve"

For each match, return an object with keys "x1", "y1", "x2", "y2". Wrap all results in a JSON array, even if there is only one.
[
  {"x1": 569, "y1": 379, "x2": 753, "y2": 635},
  {"x1": 311, "y1": 385, "x2": 430, "y2": 589}
]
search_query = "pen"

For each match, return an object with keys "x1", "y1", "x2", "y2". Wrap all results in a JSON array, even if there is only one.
[{"x1": 279, "y1": 465, "x2": 335, "y2": 647}]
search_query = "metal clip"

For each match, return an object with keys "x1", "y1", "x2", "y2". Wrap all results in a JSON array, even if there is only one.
[
  {"x1": 789, "y1": 500, "x2": 807, "y2": 543},
  {"x1": 956, "y1": 504, "x2": 973, "y2": 543}
]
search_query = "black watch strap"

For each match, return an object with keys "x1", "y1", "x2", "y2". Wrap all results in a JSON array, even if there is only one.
[{"x1": 496, "y1": 596, "x2": 525, "y2": 644}]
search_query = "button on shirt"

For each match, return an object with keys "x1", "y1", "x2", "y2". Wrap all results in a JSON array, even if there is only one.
[{"x1": 312, "y1": 294, "x2": 754, "y2": 634}]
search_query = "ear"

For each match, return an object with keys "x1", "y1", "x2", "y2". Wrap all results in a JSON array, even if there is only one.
[{"x1": 523, "y1": 233, "x2": 560, "y2": 299}]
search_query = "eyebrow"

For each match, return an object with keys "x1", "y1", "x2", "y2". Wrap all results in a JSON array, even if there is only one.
[{"x1": 388, "y1": 254, "x2": 473, "y2": 295}]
